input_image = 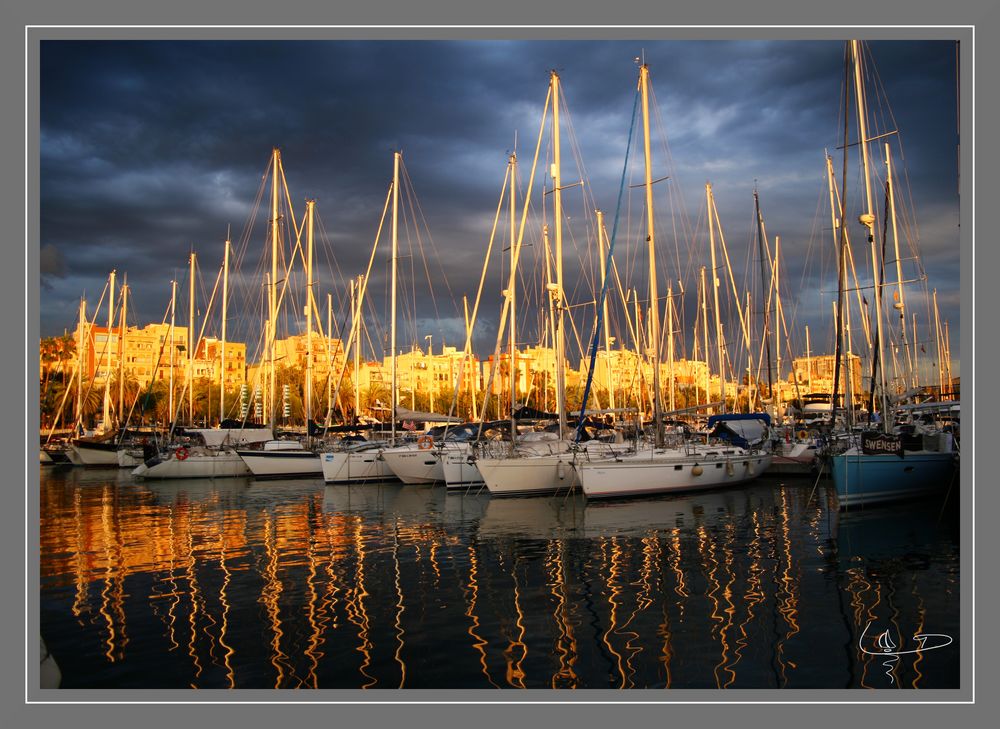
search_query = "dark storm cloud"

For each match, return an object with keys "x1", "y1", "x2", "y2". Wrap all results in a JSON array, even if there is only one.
[{"x1": 38, "y1": 38, "x2": 960, "y2": 370}]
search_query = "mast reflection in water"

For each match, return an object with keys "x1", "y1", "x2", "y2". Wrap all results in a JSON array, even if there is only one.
[{"x1": 39, "y1": 468, "x2": 959, "y2": 689}]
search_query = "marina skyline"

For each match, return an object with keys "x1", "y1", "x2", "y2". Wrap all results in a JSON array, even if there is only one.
[{"x1": 38, "y1": 38, "x2": 961, "y2": 377}]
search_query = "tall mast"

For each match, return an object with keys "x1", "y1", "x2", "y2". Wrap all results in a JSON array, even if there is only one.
[
  {"x1": 631, "y1": 289, "x2": 645, "y2": 418},
  {"x1": 884, "y1": 143, "x2": 914, "y2": 388},
  {"x1": 773, "y1": 237, "x2": 781, "y2": 415},
  {"x1": 188, "y1": 251, "x2": 196, "y2": 425},
  {"x1": 464, "y1": 295, "x2": 478, "y2": 421},
  {"x1": 831, "y1": 43, "x2": 853, "y2": 430},
  {"x1": 118, "y1": 277, "x2": 127, "y2": 428},
  {"x1": 103, "y1": 269, "x2": 115, "y2": 432},
  {"x1": 667, "y1": 282, "x2": 675, "y2": 412},
  {"x1": 305, "y1": 199, "x2": 316, "y2": 433},
  {"x1": 746, "y1": 292, "x2": 753, "y2": 412},
  {"x1": 639, "y1": 64, "x2": 664, "y2": 445},
  {"x1": 328, "y1": 292, "x2": 335, "y2": 422},
  {"x1": 944, "y1": 320, "x2": 953, "y2": 397},
  {"x1": 851, "y1": 39, "x2": 888, "y2": 428},
  {"x1": 346, "y1": 282, "x2": 355, "y2": 419},
  {"x1": 508, "y1": 152, "x2": 518, "y2": 421},
  {"x1": 76, "y1": 297, "x2": 85, "y2": 430},
  {"x1": 391, "y1": 151, "x2": 400, "y2": 444},
  {"x1": 700, "y1": 266, "x2": 710, "y2": 406},
  {"x1": 596, "y1": 210, "x2": 615, "y2": 416},
  {"x1": 706, "y1": 185, "x2": 725, "y2": 413},
  {"x1": 220, "y1": 236, "x2": 229, "y2": 425},
  {"x1": 169, "y1": 279, "x2": 176, "y2": 425},
  {"x1": 805, "y1": 325, "x2": 812, "y2": 392},
  {"x1": 551, "y1": 71, "x2": 567, "y2": 440},
  {"x1": 542, "y1": 224, "x2": 554, "y2": 414},
  {"x1": 269, "y1": 148, "x2": 281, "y2": 429},
  {"x1": 933, "y1": 288, "x2": 944, "y2": 396},
  {"x1": 754, "y1": 188, "x2": 773, "y2": 402}
]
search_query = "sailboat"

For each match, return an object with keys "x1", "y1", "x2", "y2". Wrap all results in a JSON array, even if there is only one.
[
  {"x1": 471, "y1": 71, "x2": 622, "y2": 498},
  {"x1": 238, "y1": 152, "x2": 323, "y2": 478},
  {"x1": 71, "y1": 270, "x2": 137, "y2": 466},
  {"x1": 132, "y1": 238, "x2": 272, "y2": 480},
  {"x1": 825, "y1": 41, "x2": 957, "y2": 508},
  {"x1": 320, "y1": 151, "x2": 405, "y2": 485},
  {"x1": 576, "y1": 62, "x2": 772, "y2": 500}
]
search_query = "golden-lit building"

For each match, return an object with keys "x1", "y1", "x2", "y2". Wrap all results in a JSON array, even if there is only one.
[
  {"x1": 272, "y1": 332, "x2": 346, "y2": 376},
  {"x1": 367, "y1": 344, "x2": 480, "y2": 403},
  {"x1": 67, "y1": 320, "x2": 248, "y2": 391},
  {"x1": 792, "y1": 353, "x2": 863, "y2": 397},
  {"x1": 194, "y1": 337, "x2": 247, "y2": 390}
]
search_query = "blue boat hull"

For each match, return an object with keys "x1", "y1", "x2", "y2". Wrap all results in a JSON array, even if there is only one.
[{"x1": 830, "y1": 451, "x2": 955, "y2": 508}]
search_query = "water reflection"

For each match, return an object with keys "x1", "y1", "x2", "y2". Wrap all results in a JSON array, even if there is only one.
[{"x1": 39, "y1": 472, "x2": 959, "y2": 690}]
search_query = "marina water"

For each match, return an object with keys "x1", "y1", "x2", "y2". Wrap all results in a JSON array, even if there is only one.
[{"x1": 39, "y1": 467, "x2": 960, "y2": 690}]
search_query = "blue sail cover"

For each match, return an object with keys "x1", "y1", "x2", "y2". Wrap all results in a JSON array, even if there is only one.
[{"x1": 706, "y1": 413, "x2": 772, "y2": 448}]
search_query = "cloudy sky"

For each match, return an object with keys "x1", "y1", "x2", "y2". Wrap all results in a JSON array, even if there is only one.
[{"x1": 37, "y1": 38, "x2": 961, "y2": 381}]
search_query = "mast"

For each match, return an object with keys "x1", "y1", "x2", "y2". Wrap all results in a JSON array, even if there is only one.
[
  {"x1": 667, "y1": 282, "x2": 675, "y2": 412},
  {"x1": 933, "y1": 288, "x2": 944, "y2": 397},
  {"x1": 391, "y1": 151, "x2": 400, "y2": 444},
  {"x1": 639, "y1": 63, "x2": 664, "y2": 445},
  {"x1": 169, "y1": 279, "x2": 176, "y2": 425},
  {"x1": 745, "y1": 291, "x2": 753, "y2": 412},
  {"x1": 754, "y1": 188, "x2": 773, "y2": 402},
  {"x1": 220, "y1": 236, "x2": 229, "y2": 425},
  {"x1": 76, "y1": 297, "x2": 85, "y2": 430},
  {"x1": 464, "y1": 295, "x2": 477, "y2": 421},
  {"x1": 551, "y1": 71, "x2": 567, "y2": 440},
  {"x1": 596, "y1": 210, "x2": 615, "y2": 416},
  {"x1": 508, "y1": 152, "x2": 518, "y2": 424},
  {"x1": 805, "y1": 325, "x2": 812, "y2": 392},
  {"x1": 102, "y1": 269, "x2": 115, "y2": 432},
  {"x1": 831, "y1": 44, "x2": 852, "y2": 430},
  {"x1": 700, "y1": 266, "x2": 710, "y2": 407},
  {"x1": 269, "y1": 148, "x2": 281, "y2": 430},
  {"x1": 347, "y1": 282, "x2": 357, "y2": 419},
  {"x1": 884, "y1": 143, "x2": 914, "y2": 388},
  {"x1": 944, "y1": 320, "x2": 953, "y2": 397},
  {"x1": 706, "y1": 185, "x2": 725, "y2": 413},
  {"x1": 543, "y1": 224, "x2": 554, "y2": 414},
  {"x1": 851, "y1": 39, "x2": 888, "y2": 429},
  {"x1": 305, "y1": 199, "x2": 316, "y2": 435},
  {"x1": 188, "y1": 252, "x2": 196, "y2": 425},
  {"x1": 773, "y1": 236, "x2": 782, "y2": 417},
  {"x1": 117, "y1": 277, "x2": 127, "y2": 429},
  {"x1": 327, "y1": 292, "x2": 335, "y2": 422}
]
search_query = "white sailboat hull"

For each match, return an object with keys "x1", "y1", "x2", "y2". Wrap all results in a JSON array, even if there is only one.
[
  {"x1": 442, "y1": 451, "x2": 485, "y2": 491},
  {"x1": 475, "y1": 442, "x2": 621, "y2": 497},
  {"x1": 321, "y1": 449, "x2": 398, "y2": 484},
  {"x1": 380, "y1": 446, "x2": 445, "y2": 484},
  {"x1": 71, "y1": 441, "x2": 122, "y2": 466},
  {"x1": 132, "y1": 450, "x2": 251, "y2": 479},
  {"x1": 236, "y1": 449, "x2": 322, "y2": 479},
  {"x1": 477, "y1": 452, "x2": 579, "y2": 497},
  {"x1": 578, "y1": 449, "x2": 772, "y2": 500}
]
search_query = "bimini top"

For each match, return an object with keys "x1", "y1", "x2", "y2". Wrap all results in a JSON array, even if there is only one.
[{"x1": 706, "y1": 412, "x2": 772, "y2": 449}]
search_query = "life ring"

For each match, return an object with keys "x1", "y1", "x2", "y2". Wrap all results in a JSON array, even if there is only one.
[
  {"x1": 417, "y1": 435, "x2": 434, "y2": 451},
  {"x1": 797, "y1": 429, "x2": 809, "y2": 441},
  {"x1": 176, "y1": 446, "x2": 189, "y2": 461}
]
